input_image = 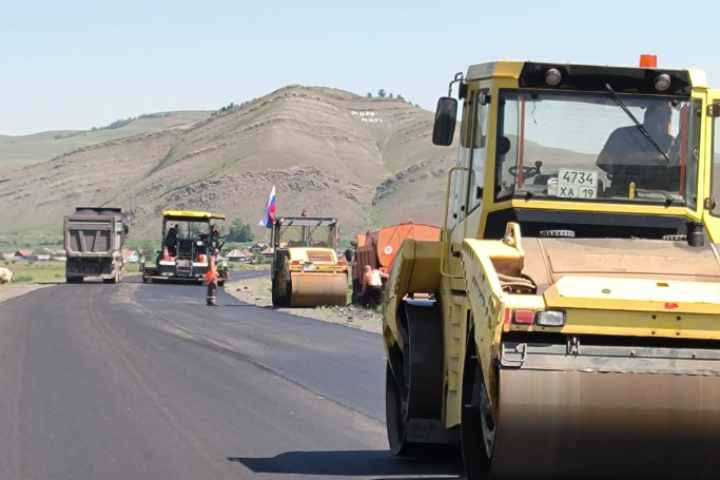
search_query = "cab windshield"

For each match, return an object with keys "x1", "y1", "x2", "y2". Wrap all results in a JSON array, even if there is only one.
[
  {"x1": 275, "y1": 220, "x2": 336, "y2": 248},
  {"x1": 495, "y1": 90, "x2": 701, "y2": 206}
]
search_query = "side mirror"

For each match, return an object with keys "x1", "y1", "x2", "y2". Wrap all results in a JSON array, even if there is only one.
[
  {"x1": 432, "y1": 97, "x2": 458, "y2": 146},
  {"x1": 344, "y1": 248, "x2": 353, "y2": 262}
]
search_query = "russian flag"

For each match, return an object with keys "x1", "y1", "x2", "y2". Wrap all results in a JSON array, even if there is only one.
[{"x1": 258, "y1": 185, "x2": 277, "y2": 228}]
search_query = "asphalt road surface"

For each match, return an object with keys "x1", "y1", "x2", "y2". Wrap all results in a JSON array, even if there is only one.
[{"x1": 0, "y1": 273, "x2": 460, "y2": 480}]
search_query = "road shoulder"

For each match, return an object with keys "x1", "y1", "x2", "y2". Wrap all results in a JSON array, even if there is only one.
[
  {"x1": 0, "y1": 284, "x2": 47, "y2": 304},
  {"x1": 224, "y1": 276, "x2": 382, "y2": 334}
]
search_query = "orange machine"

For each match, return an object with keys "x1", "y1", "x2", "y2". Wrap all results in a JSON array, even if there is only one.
[{"x1": 351, "y1": 222, "x2": 440, "y2": 302}]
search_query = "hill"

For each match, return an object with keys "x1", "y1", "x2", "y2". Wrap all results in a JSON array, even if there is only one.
[
  {"x1": 0, "y1": 86, "x2": 455, "y2": 242},
  {"x1": 0, "y1": 111, "x2": 210, "y2": 170}
]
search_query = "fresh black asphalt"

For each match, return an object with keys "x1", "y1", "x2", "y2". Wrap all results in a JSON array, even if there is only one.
[{"x1": 0, "y1": 273, "x2": 459, "y2": 479}]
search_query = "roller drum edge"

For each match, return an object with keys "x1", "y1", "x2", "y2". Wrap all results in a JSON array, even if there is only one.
[{"x1": 490, "y1": 359, "x2": 720, "y2": 479}]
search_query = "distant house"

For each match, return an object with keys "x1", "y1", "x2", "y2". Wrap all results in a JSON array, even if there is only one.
[
  {"x1": 32, "y1": 254, "x2": 51, "y2": 262},
  {"x1": 249, "y1": 242, "x2": 269, "y2": 254},
  {"x1": 226, "y1": 249, "x2": 252, "y2": 263},
  {"x1": 14, "y1": 249, "x2": 32, "y2": 258}
]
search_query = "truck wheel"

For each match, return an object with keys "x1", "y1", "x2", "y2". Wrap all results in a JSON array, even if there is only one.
[
  {"x1": 386, "y1": 302, "x2": 444, "y2": 456},
  {"x1": 461, "y1": 327, "x2": 493, "y2": 480},
  {"x1": 66, "y1": 277, "x2": 82, "y2": 284}
]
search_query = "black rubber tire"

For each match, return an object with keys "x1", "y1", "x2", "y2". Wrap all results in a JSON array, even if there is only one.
[
  {"x1": 386, "y1": 362, "x2": 414, "y2": 455},
  {"x1": 271, "y1": 277, "x2": 285, "y2": 307},
  {"x1": 386, "y1": 303, "x2": 445, "y2": 457},
  {"x1": 66, "y1": 277, "x2": 82, "y2": 284},
  {"x1": 271, "y1": 273, "x2": 291, "y2": 307},
  {"x1": 461, "y1": 329, "x2": 493, "y2": 480}
]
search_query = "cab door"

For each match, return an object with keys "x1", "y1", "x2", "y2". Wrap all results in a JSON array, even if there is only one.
[{"x1": 703, "y1": 92, "x2": 720, "y2": 243}]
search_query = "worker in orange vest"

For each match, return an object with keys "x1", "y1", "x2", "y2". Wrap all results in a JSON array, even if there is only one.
[{"x1": 205, "y1": 248, "x2": 219, "y2": 306}]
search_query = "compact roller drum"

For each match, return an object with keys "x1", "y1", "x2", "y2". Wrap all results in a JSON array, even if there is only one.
[
  {"x1": 489, "y1": 342, "x2": 720, "y2": 479},
  {"x1": 289, "y1": 272, "x2": 347, "y2": 307}
]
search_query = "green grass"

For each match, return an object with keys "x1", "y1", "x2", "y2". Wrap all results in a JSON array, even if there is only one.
[
  {"x1": 1, "y1": 260, "x2": 144, "y2": 283},
  {"x1": 2, "y1": 261, "x2": 65, "y2": 283}
]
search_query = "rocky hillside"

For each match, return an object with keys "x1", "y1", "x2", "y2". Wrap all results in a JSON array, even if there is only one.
[{"x1": 0, "y1": 86, "x2": 456, "y2": 240}]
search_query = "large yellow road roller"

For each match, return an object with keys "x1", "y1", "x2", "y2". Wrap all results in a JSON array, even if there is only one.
[
  {"x1": 382, "y1": 57, "x2": 720, "y2": 478},
  {"x1": 271, "y1": 216, "x2": 348, "y2": 307}
]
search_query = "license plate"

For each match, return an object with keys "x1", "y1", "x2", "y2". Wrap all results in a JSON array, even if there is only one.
[{"x1": 557, "y1": 168, "x2": 598, "y2": 199}]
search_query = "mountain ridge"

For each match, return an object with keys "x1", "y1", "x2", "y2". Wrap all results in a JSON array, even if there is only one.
[{"x1": 0, "y1": 85, "x2": 455, "y2": 240}]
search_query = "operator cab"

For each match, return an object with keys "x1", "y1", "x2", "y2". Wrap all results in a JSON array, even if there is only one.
[
  {"x1": 433, "y1": 57, "x2": 709, "y2": 243},
  {"x1": 272, "y1": 217, "x2": 338, "y2": 250}
]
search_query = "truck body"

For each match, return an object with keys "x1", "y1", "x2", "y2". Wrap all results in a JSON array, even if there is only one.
[
  {"x1": 382, "y1": 58, "x2": 720, "y2": 478},
  {"x1": 350, "y1": 222, "x2": 440, "y2": 302},
  {"x1": 64, "y1": 207, "x2": 128, "y2": 283}
]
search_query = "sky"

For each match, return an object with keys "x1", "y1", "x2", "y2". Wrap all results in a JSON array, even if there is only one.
[{"x1": 1, "y1": 0, "x2": 719, "y2": 135}]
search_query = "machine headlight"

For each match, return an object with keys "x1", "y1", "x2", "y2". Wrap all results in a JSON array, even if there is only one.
[
  {"x1": 545, "y1": 68, "x2": 562, "y2": 86},
  {"x1": 535, "y1": 310, "x2": 566, "y2": 327},
  {"x1": 654, "y1": 73, "x2": 671, "y2": 92}
]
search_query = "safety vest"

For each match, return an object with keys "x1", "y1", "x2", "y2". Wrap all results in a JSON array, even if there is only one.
[{"x1": 204, "y1": 256, "x2": 218, "y2": 284}]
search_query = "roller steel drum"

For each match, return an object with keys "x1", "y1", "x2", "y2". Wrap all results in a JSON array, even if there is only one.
[
  {"x1": 489, "y1": 342, "x2": 720, "y2": 479},
  {"x1": 289, "y1": 272, "x2": 347, "y2": 307}
]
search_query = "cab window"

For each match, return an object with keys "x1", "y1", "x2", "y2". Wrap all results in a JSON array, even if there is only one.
[
  {"x1": 467, "y1": 90, "x2": 489, "y2": 212},
  {"x1": 712, "y1": 108, "x2": 720, "y2": 215}
]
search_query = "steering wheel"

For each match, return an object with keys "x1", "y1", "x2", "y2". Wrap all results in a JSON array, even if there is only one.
[{"x1": 508, "y1": 165, "x2": 540, "y2": 179}]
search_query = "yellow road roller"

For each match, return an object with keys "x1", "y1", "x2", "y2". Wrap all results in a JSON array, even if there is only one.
[
  {"x1": 382, "y1": 57, "x2": 720, "y2": 478},
  {"x1": 271, "y1": 216, "x2": 348, "y2": 307}
]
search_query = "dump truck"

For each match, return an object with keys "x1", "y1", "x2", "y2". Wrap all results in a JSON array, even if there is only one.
[
  {"x1": 142, "y1": 209, "x2": 229, "y2": 285},
  {"x1": 271, "y1": 216, "x2": 347, "y2": 307},
  {"x1": 382, "y1": 57, "x2": 720, "y2": 479},
  {"x1": 64, "y1": 207, "x2": 128, "y2": 283},
  {"x1": 350, "y1": 222, "x2": 440, "y2": 303}
]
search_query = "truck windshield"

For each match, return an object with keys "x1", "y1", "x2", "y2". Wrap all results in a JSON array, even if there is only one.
[{"x1": 495, "y1": 90, "x2": 701, "y2": 206}]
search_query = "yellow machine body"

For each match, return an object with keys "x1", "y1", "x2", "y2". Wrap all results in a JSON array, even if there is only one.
[
  {"x1": 382, "y1": 60, "x2": 720, "y2": 478},
  {"x1": 271, "y1": 216, "x2": 348, "y2": 307}
]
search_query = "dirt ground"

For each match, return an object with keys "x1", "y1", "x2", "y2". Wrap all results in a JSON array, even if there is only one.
[
  {"x1": 0, "y1": 284, "x2": 47, "y2": 304},
  {"x1": 224, "y1": 276, "x2": 382, "y2": 334}
]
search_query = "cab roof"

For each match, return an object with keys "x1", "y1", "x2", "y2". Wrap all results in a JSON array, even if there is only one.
[
  {"x1": 275, "y1": 216, "x2": 336, "y2": 227},
  {"x1": 161, "y1": 209, "x2": 226, "y2": 221},
  {"x1": 465, "y1": 61, "x2": 707, "y2": 91}
]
